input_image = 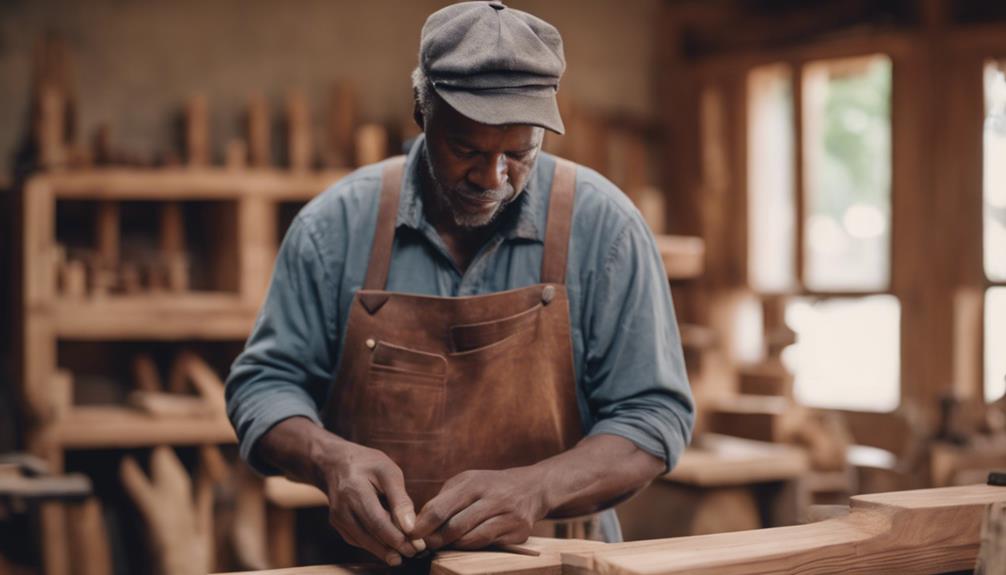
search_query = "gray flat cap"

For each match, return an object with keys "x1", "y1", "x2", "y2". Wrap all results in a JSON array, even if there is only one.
[{"x1": 420, "y1": 1, "x2": 566, "y2": 134}]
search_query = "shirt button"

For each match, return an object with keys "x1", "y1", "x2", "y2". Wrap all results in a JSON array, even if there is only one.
[
  {"x1": 542, "y1": 285, "x2": 555, "y2": 304},
  {"x1": 365, "y1": 338, "x2": 377, "y2": 350}
]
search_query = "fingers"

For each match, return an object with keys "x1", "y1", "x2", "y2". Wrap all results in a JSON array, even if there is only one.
[
  {"x1": 355, "y1": 483, "x2": 418, "y2": 558},
  {"x1": 423, "y1": 499, "x2": 495, "y2": 550},
  {"x1": 413, "y1": 481, "x2": 481, "y2": 540},
  {"x1": 330, "y1": 506, "x2": 403, "y2": 566},
  {"x1": 453, "y1": 516, "x2": 526, "y2": 550},
  {"x1": 373, "y1": 466, "x2": 425, "y2": 552}
]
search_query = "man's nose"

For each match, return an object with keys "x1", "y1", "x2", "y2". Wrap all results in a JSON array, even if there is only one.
[{"x1": 468, "y1": 153, "x2": 508, "y2": 191}]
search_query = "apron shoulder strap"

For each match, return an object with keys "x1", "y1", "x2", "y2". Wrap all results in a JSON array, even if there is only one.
[
  {"x1": 363, "y1": 156, "x2": 407, "y2": 291},
  {"x1": 540, "y1": 157, "x2": 577, "y2": 285}
]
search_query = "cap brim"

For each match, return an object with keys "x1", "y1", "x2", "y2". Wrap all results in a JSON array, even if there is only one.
[{"x1": 434, "y1": 85, "x2": 565, "y2": 135}]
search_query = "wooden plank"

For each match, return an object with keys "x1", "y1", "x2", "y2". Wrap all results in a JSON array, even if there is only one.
[
  {"x1": 218, "y1": 567, "x2": 357, "y2": 575},
  {"x1": 570, "y1": 484, "x2": 1006, "y2": 575},
  {"x1": 0, "y1": 474, "x2": 90, "y2": 501},
  {"x1": 53, "y1": 406, "x2": 234, "y2": 448},
  {"x1": 433, "y1": 538, "x2": 605, "y2": 575},
  {"x1": 665, "y1": 434, "x2": 807, "y2": 487},
  {"x1": 654, "y1": 235, "x2": 704, "y2": 280},
  {"x1": 705, "y1": 395, "x2": 790, "y2": 442},
  {"x1": 128, "y1": 391, "x2": 216, "y2": 418},
  {"x1": 29, "y1": 168, "x2": 348, "y2": 201},
  {"x1": 50, "y1": 293, "x2": 257, "y2": 340},
  {"x1": 264, "y1": 476, "x2": 326, "y2": 509}
]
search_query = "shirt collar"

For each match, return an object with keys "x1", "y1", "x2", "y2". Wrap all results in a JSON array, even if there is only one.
[{"x1": 398, "y1": 135, "x2": 545, "y2": 242}]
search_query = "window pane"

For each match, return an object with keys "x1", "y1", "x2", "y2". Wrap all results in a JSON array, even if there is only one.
[
  {"x1": 985, "y1": 60, "x2": 1006, "y2": 281},
  {"x1": 748, "y1": 64, "x2": 796, "y2": 292},
  {"x1": 783, "y1": 295, "x2": 900, "y2": 411},
  {"x1": 987, "y1": 287, "x2": 1006, "y2": 402},
  {"x1": 802, "y1": 56, "x2": 892, "y2": 291}
]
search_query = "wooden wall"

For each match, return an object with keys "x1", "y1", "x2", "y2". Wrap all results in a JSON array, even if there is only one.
[{"x1": 658, "y1": 0, "x2": 1004, "y2": 428}]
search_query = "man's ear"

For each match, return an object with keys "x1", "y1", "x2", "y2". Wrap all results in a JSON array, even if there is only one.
[{"x1": 413, "y1": 90, "x2": 425, "y2": 132}]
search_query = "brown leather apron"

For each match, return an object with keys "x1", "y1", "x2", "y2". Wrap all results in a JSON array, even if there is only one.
[{"x1": 321, "y1": 155, "x2": 584, "y2": 510}]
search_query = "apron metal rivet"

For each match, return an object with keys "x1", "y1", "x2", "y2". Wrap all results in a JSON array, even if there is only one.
[
  {"x1": 365, "y1": 338, "x2": 376, "y2": 350},
  {"x1": 542, "y1": 285, "x2": 555, "y2": 304}
]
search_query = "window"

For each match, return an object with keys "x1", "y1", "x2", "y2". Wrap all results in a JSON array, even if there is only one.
[
  {"x1": 747, "y1": 55, "x2": 896, "y2": 411},
  {"x1": 987, "y1": 288, "x2": 1006, "y2": 402},
  {"x1": 748, "y1": 65, "x2": 796, "y2": 293},
  {"x1": 802, "y1": 56, "x2": 892, "y2": 292},
  {"x1": 783, "y1": 296, "x2": 901, "y2": 411},
  {"x1": 985, "y1": 59, "x2": 1006, "y2": 402}
]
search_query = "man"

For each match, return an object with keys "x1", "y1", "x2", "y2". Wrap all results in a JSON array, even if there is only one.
[{"x1": 225, "y1": 1, "x2": 693, "y2": 567}]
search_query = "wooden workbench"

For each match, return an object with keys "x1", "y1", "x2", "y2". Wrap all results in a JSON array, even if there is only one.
[{"x1": 217, "y1": 483, "x2": 1006, "y2": 575}]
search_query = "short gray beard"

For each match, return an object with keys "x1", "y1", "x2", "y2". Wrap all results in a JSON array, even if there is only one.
[{"x1": 422, "y1": 149, "x2": 516, "y2": 230}]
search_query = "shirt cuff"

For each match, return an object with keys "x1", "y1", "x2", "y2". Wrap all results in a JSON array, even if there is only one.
[
  {"x1": 232, "y1": 396, "x2": 323, "y2": 476},
  {"x1": 587, "y1": 414, "x2": 690, "y2": 474}
]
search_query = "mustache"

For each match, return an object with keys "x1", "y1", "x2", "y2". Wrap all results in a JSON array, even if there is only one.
[{"x1": 449, "y1": 181, "x2": 514, "y2": 202}]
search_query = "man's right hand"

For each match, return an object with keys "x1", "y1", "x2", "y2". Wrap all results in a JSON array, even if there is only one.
[{"x1": 256, "y1": 416, "x2": 423, "y2": 565}]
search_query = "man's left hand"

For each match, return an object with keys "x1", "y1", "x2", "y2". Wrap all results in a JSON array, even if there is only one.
[{"x1": 411, "y1": 467, "x2": 548, "y2": 550}]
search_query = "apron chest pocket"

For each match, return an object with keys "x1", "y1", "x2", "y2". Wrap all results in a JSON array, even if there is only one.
[{"x1": 362, "y1": 342, "x2": 447, "y2": 438}]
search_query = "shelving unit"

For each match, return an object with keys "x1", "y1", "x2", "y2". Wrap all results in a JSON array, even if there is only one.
[{"x1": 18, "y1": 167, "x2": 347, "y2": 575}]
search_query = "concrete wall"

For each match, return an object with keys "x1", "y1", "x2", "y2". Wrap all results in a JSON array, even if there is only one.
[{"x1": 0, "y1": 0, "x2": 662, "y2": 175}]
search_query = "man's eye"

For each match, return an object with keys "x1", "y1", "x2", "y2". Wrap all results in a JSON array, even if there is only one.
[{"x1": 507, "y1": 151, "x2": 531, "y2": 160}]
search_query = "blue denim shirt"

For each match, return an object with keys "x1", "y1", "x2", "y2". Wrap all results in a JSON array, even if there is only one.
[{"x1": 226, "y1": 136, "x2": 694, "y2": 538}]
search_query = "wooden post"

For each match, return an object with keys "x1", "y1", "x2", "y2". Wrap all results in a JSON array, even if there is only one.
[
  {"x1": 354, "y1": 123, "x2": 387, "y2": 167},
  {"x1": 160, "y1": 202, "x2": 188, "y2": 293},
  {"x1": 95, "y1": 201, "x2": 119, "y2": 271},
  {"x1": 247, "y1": 93, "x2": 271, "y2": 168},
  {"x1": 37, "y1": 86, "x2": 67, "y2": 170},
  {"x1": 66, "y1": 497, "x2": 113, "y2": 575},
  {"x1": 976, "y1": 501, "x2": 1006, "y2": 575},
  {"x1": 286, "y1": 89, "x2": 312, "y2": 172},
  {"x1": 327, "y1": 81, "x2": 356, "y2": 168},
  {"x1": 226, "y1": 138, "x2": 248, "y2": 171},
  {"x1": 186, "y1": 94, "x2": 210, "y2": 167}
]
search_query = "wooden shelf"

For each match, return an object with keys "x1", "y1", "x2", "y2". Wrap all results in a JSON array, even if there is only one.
[
  {"x1": 264, "y1": 477, "x2": 326, "y2": 509},
  {"x1": 51, "y1": 406, "x2": 235, "y2": 449},
  {"x1": 655, "y1": 235, "x2": 705, "y2": 280},
  {"x1": 666, "y1": 433, "x2": 808, "y2": 487},
  {"x1": 28, "y1": 167, "x2": 350, "y2": 201},
  {"x1": 49, "y1": 293, "x2": 257, "y2": 340}
]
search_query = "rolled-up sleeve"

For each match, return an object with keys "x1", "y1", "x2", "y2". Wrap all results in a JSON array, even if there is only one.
[
  {"x1": 582, "y1": 220, "x2": 695, "y2": 471},
  {"x1": 225, "y1": 215, "x2": 337, "y2": 475}
]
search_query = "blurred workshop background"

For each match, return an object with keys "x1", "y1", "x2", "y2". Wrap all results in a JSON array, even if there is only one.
[{"x1": 0, "y1": 0, "x2": 1005, "y2": 574}]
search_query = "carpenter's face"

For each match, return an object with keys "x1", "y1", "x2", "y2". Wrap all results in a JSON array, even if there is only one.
[{"x1": 421, "y1": 98, "x2": 544, "y2": 229}]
